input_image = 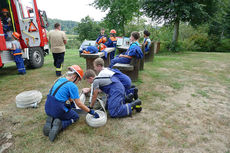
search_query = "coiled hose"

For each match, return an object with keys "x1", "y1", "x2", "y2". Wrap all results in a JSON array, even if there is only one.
[
  {"x1": 15, "y1": 90, "x2": 42, "y2": 108},
  {"x1": 86, "y1": 98, "x2": 107, "y2": 127}
]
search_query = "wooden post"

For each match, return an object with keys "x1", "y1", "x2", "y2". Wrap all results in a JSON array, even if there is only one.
[
  {"x1": 145, "y1": 41, "x2": 155, "y2": 62},
  {"x1": 140, "y1": 44, "x2": 145, "y2": 71},
  {"x1": 130, "y1": 57, "x2": 140, "y2": 81}
]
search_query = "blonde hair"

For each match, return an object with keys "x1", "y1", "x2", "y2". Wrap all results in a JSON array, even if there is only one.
[{"x1": 94, "y1": 58, "x2": 104, "y2": 67}]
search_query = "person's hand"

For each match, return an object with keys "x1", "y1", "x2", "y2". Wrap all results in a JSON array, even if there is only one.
[
  {"x1": 89, "y1": 109, "x2": 99, "y2": 118},
  {"x1": 119, "y1": 54, "x2": 123, "y2": 57},
  {"x1": 82, "y1": 88, "x2": 90, "y2": 94}
]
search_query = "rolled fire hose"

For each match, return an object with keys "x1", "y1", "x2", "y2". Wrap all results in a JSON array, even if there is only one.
[
  {"x1": 15, "y1": 90, "x2": 42, "y2": 108},
  {"x1": 86, "y1": 98, "x2": 107, "y2": 128},
  {"x1": 74, "y1": 90, "x2": 107, "y2": 127}
]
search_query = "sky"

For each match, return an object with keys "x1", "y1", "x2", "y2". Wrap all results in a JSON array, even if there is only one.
[{"x1": 36, "y1": 0, "x2": 106, "y2": 22}]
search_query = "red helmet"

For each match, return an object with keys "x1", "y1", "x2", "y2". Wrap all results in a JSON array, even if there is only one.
[
  {"x1": 68, "y1": 65, "x2": 84, "y2": 80},
  {"x1": 110, "y1": 29, "x2": 116, "y2": 34},
  {"x1": 12, "y1": 32, "x2": 20, "y2": 39},
  {"x1": 2, "y1": 8, "x2": 9, "y2": 13}
]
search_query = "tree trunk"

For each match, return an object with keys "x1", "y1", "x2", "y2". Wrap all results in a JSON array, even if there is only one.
[
  {"x1": 122, "y1": 15, "x2": 125, "y2": 36},
  {"x1": 172, "y1": 19, "x2": 180, "y2": 43}
]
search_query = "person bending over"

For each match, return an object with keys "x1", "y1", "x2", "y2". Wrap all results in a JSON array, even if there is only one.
[
  {"x1": 44, "y1": 65, "x2": 99, "y2": 142},
  {"x1": 82, "y1": 69, "x2": 142, "y2": 118}
]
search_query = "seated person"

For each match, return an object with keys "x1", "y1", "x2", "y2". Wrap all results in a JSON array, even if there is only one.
[
  {"x1": 96, "y1": 28, "x2": 107, "y2": 44},
  {"x1": 1, "y1": 8, "x2": 12, "y2": 40},
  {"x1": 83, "y1": 69, "x2": 142, "y2": 118},
  {"x1": 143, "y1": 30, "x2": 151, "y2": 52},
  {"x1": 104, "y1": 29, "x2": 117, "y2": 59},
  {"x1": 109, "y1": 31, "x2": 143, "y2": 68}
]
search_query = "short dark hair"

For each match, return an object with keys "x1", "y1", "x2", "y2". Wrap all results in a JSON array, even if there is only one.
[
  {"x1": 144, "y1": 30, "x2": 150, "y2": 36},
  {"x1": 54, "y1": 23, "x2": 60, "y2": 29},
  {"x1": 83, "y1": 69, "x2": 96, "y2": 80},
  {"x1": 131, "y1": 31, "x2": 140, "y2": 40}
]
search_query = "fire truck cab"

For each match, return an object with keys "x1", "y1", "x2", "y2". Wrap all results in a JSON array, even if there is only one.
[{"x1": 0, "y1": 0, "x2": 49, "y2": 69}]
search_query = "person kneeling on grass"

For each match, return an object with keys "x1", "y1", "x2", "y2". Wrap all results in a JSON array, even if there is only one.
[
  {"x1": 43, "y1": 65, "x2": 99, "y2": 142},
  {"x1": 82, "y1": 69, "x2": 142, "y2": 118},
  {"x1": 109, "y1": 31, "x2": 143, "y2": 68},
  {"x1": 93, "y1": 57, "x2": 139, "y2": 103}
]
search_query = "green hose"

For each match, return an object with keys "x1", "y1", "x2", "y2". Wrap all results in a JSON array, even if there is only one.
[{"x1": 8, "y1": 0, "x2": 16, "y2": 32}]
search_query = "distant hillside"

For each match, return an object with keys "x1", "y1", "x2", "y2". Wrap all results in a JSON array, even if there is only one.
[{"x1": 47, "y1": 18, "x2": 78, "y2": 35}]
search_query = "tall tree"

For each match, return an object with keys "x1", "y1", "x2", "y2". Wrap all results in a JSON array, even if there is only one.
[
  {"x1": 74, "y1": 16, "x2": 101, "y2": 41},
  {"x1": 92, "y1": 0, "x2": 140, "y2": 36},
  {"x1": 142, "y1": 0, "x2": 219, "y2": 50}
]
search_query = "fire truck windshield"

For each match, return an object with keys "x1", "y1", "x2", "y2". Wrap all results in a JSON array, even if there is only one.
[{"x1": 18, "y1": 0, "x2": 34, "y2": 18}]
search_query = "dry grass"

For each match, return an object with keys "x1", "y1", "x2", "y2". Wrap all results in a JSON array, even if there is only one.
[{"x1": 0, "y1": 50, "x2": 230, "y2": 153}]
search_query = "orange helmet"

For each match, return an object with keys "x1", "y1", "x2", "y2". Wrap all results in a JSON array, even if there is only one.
[
  {"x1": 2, "y1": 8, "x2": 9, "y2": 13},
  {"x1": 68, "y1": 65, "x2": 84, "y2": 80},
  {"x1": 110, "y1": 29, "x2": 116, "y2": 34},
  {"x1": 12, "y1": 32, "x2": 20, "y2": 39}
]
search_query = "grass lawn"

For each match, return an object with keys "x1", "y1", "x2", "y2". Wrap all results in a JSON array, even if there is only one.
[{"x1": 0, "y1": 50, "x2": 230, "y2": 153}]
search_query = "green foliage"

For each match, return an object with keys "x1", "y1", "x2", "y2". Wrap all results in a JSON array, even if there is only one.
[
  {"x1": 92, "y1": 0, "x2": 141, "y2": 35},
  {"x1": 47, "y1": 18, "x2": 78, "y2": 35},
  {"x1": 74, "y1": 16, "x2": 101, "y2": 41},
  {"x1": 142, "y1": 0, "x2": 218, "y2": 25},
  {"x1": 142, "y1": 0, "x2": 219, "y2": 51},
  {"x1": 66, "y1": 35, "x2": 81, "y2": 49},
  {"x1": 216, "y1": 39, "x2": 230, "y2": 52}
]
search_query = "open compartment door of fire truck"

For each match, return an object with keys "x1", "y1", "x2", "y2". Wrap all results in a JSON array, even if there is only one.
[{"x1": 15, "y1": 0, "x2": 40, "y2": 47}]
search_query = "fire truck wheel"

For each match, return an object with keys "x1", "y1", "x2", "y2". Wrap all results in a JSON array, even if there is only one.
[{"x1": 27, "y1": 47, "x2": 44, "y2": 69}]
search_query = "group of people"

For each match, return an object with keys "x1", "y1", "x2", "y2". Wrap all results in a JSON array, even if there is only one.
[
  {"x1": 43, "y1": 58, "x2": 142, "y2": 141},
  {"x1": 48, "y1": 23, "x2": 152, "y2": 77},
  {"x1": 95, "y1": 28, "x2": 151, "y2": 69}
]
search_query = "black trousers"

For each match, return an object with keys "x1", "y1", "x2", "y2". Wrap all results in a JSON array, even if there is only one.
[{"x1": 52, "y1": 52, "x2": 65, "y2": 76}]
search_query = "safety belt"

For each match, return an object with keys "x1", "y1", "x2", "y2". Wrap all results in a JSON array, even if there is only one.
[{"x1": 49, "y1": 80, "x2": 69, "y2": 96}]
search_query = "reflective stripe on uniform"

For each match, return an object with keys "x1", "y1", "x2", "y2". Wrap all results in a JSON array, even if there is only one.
[
  {"x1": 13, "y1": 53, "x2": 22, "y2": 56},
  {"x1": 56, "y1": 65, "x2": 62, "y2": 71},
  {"x1": 126, "y1": 104, "x2": 130, "y2": 115}
]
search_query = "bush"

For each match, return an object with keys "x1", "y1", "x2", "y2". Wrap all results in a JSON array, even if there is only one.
[{"x1": 216, "y1": 39, "x2": 230, "y2": 52}]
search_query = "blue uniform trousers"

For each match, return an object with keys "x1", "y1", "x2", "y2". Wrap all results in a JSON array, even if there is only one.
[
  {"x1": 109, "y1": 56, "x2": 131, "y2": 68},
  {"x1": 12, "y1": 49, "x2": 26, "y2": 74},
  {"x1": 52, "y1": 52, "x2": 65, "y2": 76},
  {"x1": 110, "y1": 50, "x2": 115, "y2": 60},
  {"x1": 45, "y1": 95, "x2": 79, "y2": 129},
  {"x1": 111, "y1": 69, "x2": 134, "y2": 96},
  {"x1": 100, "y1": 77, "x2": 132, "y2": 117}
]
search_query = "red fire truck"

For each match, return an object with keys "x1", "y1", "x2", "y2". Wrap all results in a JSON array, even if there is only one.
[{"x1": 0, "y1": 0, "x2": 49, "y2": 69}]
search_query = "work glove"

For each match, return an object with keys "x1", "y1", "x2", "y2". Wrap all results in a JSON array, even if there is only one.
[{"x1": 88, "y1": 109, "x2": 99, "y2": 118}]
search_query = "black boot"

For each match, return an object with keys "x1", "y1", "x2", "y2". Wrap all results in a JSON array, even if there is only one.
[
  {"x1": 133, "y1": 88, "x2": 138, "y2": 100},
  {"x1": 131, "y1": 99, "x2": 142, "y2": 113},
  {"x1": 43, "y1": 116, "x2": 54, "y2": 136},
  {"x1": 125, "y1": 93, "x2": 134, "y2": 103},
  {"x1": 49, "y1": 118, "x2": 62, "y2": 142}
]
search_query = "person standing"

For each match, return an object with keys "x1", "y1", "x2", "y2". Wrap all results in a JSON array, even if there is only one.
[
  {"x1": 104, "y1": 29, "x2": 117, "y2": 60},
  {"x1": 96, "y1": 28, "x2": 107, "y2": 44},
  {"x1": 9, "y1": 32, "x2": 26, "y2": 74},
  {"x1": 48, "y1": 23, "x2": 67, "y2": 76}
]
